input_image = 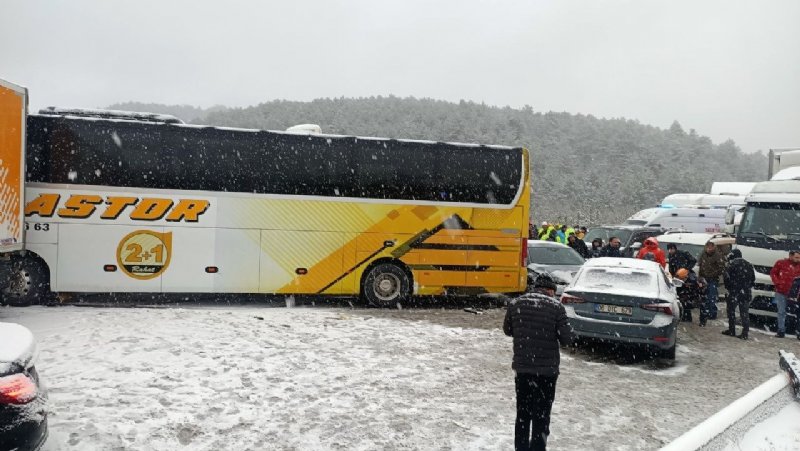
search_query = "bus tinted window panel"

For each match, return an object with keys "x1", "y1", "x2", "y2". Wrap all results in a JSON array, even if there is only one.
[{"x1": 26, "y1": 115, "x2": 522, "y2": 205}]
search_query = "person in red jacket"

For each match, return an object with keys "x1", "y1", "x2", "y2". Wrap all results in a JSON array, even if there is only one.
[
  {"x1": 636, "y1": 237, "x2": 667, "y2": 268},
  {"x1": 769, "y1": 250, "x2": 800, "y2": 338}
]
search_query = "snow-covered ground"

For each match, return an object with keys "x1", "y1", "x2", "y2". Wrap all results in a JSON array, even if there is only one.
[
  {"x1": 1, "y1": 304, "x2": 798, "y2": 450},
  {"x1": 721, "y1": 396, "x2": 800, "y2": 451}
]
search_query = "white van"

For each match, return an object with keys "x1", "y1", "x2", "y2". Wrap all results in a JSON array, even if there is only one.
[
  {"x1": 624, "y1": 207, "x2": 726, "y2": 233},
  {"x1": 660, "y1": 193, "x2": 745, "y2": 208}
]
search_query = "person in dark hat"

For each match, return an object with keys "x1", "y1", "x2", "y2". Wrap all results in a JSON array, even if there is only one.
[
  {"x1": 503, "y1": 273, "x2": 574, "y2": 451},
  {"x1": 723, "y1": 249, "x2": 755, "y2": 339},
  {"x1": 667, "y1": 243, "x2": 697, "y2": 277}
]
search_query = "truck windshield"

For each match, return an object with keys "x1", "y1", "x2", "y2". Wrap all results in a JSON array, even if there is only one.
[{"x1": 739, "y1": 202, "x2": 800, "y2": 239}]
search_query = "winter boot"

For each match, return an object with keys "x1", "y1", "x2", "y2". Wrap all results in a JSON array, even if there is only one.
[
  {"x1": 738, "y1": 333, "x2": 748, "y2": 340},
  {"x1": 777, "y1": 331, "x2": 785, "y2": 338},
  {"x1": 721, "y1": 329, "x2": 736, "y2": 336}
]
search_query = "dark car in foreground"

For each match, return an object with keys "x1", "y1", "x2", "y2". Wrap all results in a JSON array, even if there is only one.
[
  {"x1": 560, "y1": 257, "x2": 682, "y2": 359},
  {"x1": 0, "y1": 322, "x2": 47, "y2": 451}
]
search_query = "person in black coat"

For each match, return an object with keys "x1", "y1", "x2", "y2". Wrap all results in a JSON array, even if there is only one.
[
  {"x1": 675, "y1": 268, "x2": 708, "y2": 324},
  {"x1": 503, "y1": 273, "x2": 574, "y2": 451},
  {"x1": 723, "y1": 248, "x2": 755, "y2": 339},
  {"x1": 667, "y1": 243, "x2": 697, "y2": 277},
  {"x1": 599, "y1": 236, "x2": 623, "y2": 258},
  {"x1": 567, "y1": 233, "x2": 589, "y2": 258},
  {"x1": 590, "y1": 239, "x2": 604, "y2": 258}
]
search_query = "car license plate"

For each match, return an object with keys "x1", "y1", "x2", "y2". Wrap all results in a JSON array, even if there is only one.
[{"x1": 596, "y1": 304, "x2": 633, "y2": 316}]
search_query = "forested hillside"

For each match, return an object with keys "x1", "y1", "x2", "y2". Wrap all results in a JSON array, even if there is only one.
[{"x1": 110, "y1": 97, "x2": 767, "y2": 224}]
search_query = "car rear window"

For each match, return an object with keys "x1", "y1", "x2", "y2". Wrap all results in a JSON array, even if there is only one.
[
  {"x1": 528, "y1": 246, "x2": 585, "y2": 265},
  {"x1": 575, "y1": 268, "x2": 656, "y2": 292}
]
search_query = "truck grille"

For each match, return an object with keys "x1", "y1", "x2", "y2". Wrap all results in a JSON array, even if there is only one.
[
  {"x1": 754, "y1": 265, "x2": 773, "y2": 275},
  {"x1": 753, "y1": 283, "x2": 774, "y2": 292}
]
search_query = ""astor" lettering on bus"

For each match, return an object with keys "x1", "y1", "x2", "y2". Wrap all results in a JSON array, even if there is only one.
[{"x1": 25, "y1": 194, "x2": 210, "y2": 222}]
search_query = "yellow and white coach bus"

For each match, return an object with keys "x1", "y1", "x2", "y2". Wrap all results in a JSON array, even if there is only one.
[{"x1": 1, "y1": 82, "x2": 530, "y2": 307}]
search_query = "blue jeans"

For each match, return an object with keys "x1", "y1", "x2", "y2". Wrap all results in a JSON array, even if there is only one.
[
  {"x1": 706, "y1": 280, "x2": 719, "y2": 318},
  {"x1": 774, "y1": 292, "x2": 787, "y2": 333}
]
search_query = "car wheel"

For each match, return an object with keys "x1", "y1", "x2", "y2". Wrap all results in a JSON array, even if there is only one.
[
  {"x1": 2, "y1": 258, "x2": 50, "y2": 307},
  {"x1": 361, "y1": 263, "x2": 411, "y2": 308}
]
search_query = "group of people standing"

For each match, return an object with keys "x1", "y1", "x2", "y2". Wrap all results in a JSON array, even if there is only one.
[
  {"x1": 530, "y1": 222, "x2": 587, "y2": 244},
  {"x1": 656, "y1": 239, "x2": 800, "y2": 341},
  {"x1": 530, "y1": 221, "x2": 623, "y2": 259}
]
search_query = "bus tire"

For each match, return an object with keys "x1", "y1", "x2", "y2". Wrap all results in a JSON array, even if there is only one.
[
  {"x1": 361, "y1": 263, "x2": 411, "y2": 308},
  {"x1": 3, "y1": 257, "x2": 50, "y2": 307}
]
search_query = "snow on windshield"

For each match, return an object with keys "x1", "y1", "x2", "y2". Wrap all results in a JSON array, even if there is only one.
[
  {"x1": 575, "y1": 268, "x2": 656, "y2": 292},
  {"x1": 740, "y1": 203, "x2": 800, "y2": 236},
  {"x1": 528, "y1": 246, "x2": 585, "y2": 265}
]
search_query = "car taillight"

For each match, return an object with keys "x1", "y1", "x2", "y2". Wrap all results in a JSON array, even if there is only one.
[
  {"x1": 642, "y1": 302, "x2": 673, "y2": 316},
  {"x1": 560, "y1": 294, "x2": 585, "y2": 304},
  {"x1": 0, "y1": 373, "x2": 38, "y2": 405},
  {"x1": 521, "y1": 242, "x2": 528, "y2": 267}
]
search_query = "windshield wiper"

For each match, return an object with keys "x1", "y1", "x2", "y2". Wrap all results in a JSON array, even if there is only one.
[{"x1": 741, "y1": 231, "x2": 783, "y2": 242}]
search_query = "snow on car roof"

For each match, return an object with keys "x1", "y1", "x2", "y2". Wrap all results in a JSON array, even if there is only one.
[
  {"x1": 0, "y1": 322, "x2": 36, "y2": 373},
  {"x1": 582, "y1": 257, "x2": 663, "y2": 272},
  {"x1": 526, "y1": 239, "x2": 570, "y2": 248},
  {"x1": 656, "y1": 232, "x2": 733, "y2": 246}
]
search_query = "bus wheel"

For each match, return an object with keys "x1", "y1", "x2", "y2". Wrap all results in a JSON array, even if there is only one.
[
  {"x1": 362, "y1": 263, "x2": 410, "y2": 308},
  {"x1": 3, "y1": 258, "x2": 50, "y2": 307}
]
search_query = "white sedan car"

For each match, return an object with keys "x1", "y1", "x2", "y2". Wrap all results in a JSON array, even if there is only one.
[{"x1": 560, "y1": 257, "x2": 682, "y2": 359}]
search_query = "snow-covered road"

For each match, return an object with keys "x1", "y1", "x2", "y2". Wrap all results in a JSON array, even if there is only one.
[{"x1": 1, "y1": 304, "x2": 798, "y2": 450}]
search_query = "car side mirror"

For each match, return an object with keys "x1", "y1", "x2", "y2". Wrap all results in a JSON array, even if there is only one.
[
  {"x1": 673, "y1": 279, "x2": 684, "y2": 288},
  {"x1": 630, "y1": 242, "x2": 642, "y2": 251}
]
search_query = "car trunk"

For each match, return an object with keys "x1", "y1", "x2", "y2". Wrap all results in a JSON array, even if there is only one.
[
  {"x1": 0, "y1": 323, "x2": 36, "y2": 377},
  {"x1": 564, "y1": 289, "x2": 664, "y2": 325}
]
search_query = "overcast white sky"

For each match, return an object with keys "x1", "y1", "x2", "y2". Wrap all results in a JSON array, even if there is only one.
[{"x1": 2, "y1": 0, "x2": 798, "y2": 153}]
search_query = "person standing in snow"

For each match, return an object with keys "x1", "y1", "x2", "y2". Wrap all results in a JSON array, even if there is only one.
[
  {"x1": 667, "y1": 243, "x2": 696, "y2": 277},
  {"x1": 769, "y1": 250, "x2": 800, "y2": 338},
  {"x1": 636, "y1": 237, "x2": 666, "y2": 268},
  {"x1": 503, "y1": 273, "x2": 574, "y2": 451},
  {"x1": 675, "y1": 268, "x2": 707, "y2": 324},
  {"x1": 722, "y1": 249, "x2": 754, "y2": 339},
  {"x1": 567, "y1": 233, "x2": 589, "y2": 258},
  {"x1": 590, "y1": 238, "x2": 604, "y2": 258},
  {"x1": 698, "y1": 241, "x2": 727, "y2": 320},
  {"x1": 599, "y1": 237, "x2": 623, "y2": 258},
  {"x1": 555, "y1": 225, "x2": 567, "y2": 244}
]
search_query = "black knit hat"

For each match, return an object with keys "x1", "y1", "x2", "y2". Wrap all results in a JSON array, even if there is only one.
[
  {"x1": 666, "y1": 243, "x2": 678, "y2": 251},
  {"x1": 534, "y1": 272, "x2": 558, "y2": 291}
]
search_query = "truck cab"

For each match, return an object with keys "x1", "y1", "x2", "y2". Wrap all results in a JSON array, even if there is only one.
[{"x1": 736, "y1": 179, "x2": 800, "y2": 331}]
